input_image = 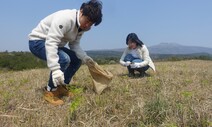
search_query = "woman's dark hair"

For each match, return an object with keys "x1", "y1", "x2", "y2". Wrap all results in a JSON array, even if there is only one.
[
  {"x1": 80, "y1": 0, "x2": 103, "y2": 26},
  {"x1": 126, "y1": 33, "x2": 144, "y2": 46}
]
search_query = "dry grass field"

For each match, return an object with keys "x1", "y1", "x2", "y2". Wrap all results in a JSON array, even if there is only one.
[{"x1": 0, "y1": 60, "x2": 211, "y2": 127}]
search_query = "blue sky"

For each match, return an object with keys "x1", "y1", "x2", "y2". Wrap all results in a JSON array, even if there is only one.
[{"x1": 0, "y1": 0, "x2": 212, "y2": 51}]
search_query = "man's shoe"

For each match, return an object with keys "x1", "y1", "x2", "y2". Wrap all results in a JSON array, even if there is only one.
[
  {"x1": 43, "y1": 88, "x2": 64, "y2": 106},
  {"x1": 57, "y1": 85, "x2": 74, "y2": 98}
]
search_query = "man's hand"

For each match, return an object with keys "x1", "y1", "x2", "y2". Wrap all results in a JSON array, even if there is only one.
[
  {"x1": 83, "y1": 56, "x2": 94, "y2": 66},
  {"x1": 52, "y1": 70, "x2": 64, "y2": 87}
]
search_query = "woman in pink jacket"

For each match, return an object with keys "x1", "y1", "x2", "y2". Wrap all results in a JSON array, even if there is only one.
[{"x1": 120, "y1": 33, "x2": 156, "y2": 77}]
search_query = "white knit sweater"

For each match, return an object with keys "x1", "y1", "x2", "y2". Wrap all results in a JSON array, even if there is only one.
[
  {"x1": 28, "y1": 9, "x2": 88, "y2": 71},
  {"x1": 120, "y1": 45, "x2": 156, "y2": 71}
]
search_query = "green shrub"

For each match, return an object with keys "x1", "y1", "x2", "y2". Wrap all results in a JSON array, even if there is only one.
[{"x1": 0, "y1": 52, "x2": 46, "y2": 71}]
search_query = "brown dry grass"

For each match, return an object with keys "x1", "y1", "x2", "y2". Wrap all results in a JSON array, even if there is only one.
[{"x1": 0, "y1": 60, "x2": 211, "y2": 127}]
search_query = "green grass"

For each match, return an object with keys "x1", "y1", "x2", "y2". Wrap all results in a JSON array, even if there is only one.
[{"x1": 0, "y1": 60, "x2": 211, "y2": 127}]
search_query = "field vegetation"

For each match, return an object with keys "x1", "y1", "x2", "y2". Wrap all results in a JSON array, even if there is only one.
[
  {"x1": 0, "y1": 60, "x2": 211, "y2": 127},
  {"x1": 0, "y1": 51, "x2": 212, "y2": 71}
]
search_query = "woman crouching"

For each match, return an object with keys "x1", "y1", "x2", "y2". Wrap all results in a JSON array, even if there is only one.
[{"x1": 120, "y1": 33, "x2": 156, "y2": 77}]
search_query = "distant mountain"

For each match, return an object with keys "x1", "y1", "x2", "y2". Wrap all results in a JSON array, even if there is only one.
[
  {"x1": 87, "y1": 43, "x2": 212, "y2": 55},
  {"x1": 148, "y1": 43, "x2": 212, "y2": 54},
  {"x1": 86, "y1": 43, "x2": 212, "y2": 61}
]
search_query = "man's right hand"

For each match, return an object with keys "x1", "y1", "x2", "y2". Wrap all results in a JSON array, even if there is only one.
[
  {"x1": 52, "y1": 70, "x2": 64, "y2": 87},
  {"x1": 84, "y1": 56, "x2": 94, "y2": 66}
]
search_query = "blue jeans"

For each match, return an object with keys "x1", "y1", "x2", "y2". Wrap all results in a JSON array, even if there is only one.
[
  {"x1": 29, "y1": 40, "x2": 82, "y2": 90},
  {"x1": 124, "y1": 54, "x2": 149, "y2": 74}
]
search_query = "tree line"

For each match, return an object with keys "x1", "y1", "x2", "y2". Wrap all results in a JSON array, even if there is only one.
[{"x1": 0, "y1": 51, "x2": 211, "y2": 71}]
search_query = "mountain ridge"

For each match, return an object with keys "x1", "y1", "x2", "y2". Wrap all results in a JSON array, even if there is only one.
[{"x1": 87, "y1": 43, "x2": 212, "y2": 55}]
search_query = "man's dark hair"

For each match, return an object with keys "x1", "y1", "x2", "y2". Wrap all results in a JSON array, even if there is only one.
[{"x1": 80, "y1": 0, "x2": 103, "y2": 26}]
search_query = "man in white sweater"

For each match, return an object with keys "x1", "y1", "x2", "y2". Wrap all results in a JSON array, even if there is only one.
[{"x1": 28, "y1": 0, "x2": 103, "y2": 105}]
